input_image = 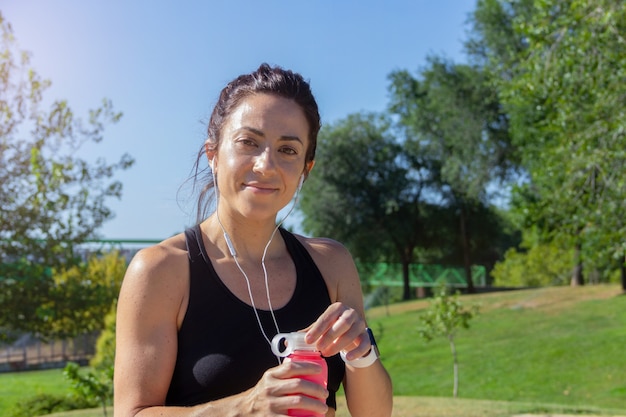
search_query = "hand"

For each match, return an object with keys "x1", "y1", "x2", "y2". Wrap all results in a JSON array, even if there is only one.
[
  {"x1": 305, "y1": 302, "x2": 371, "y2": 360},
  {"x1": 243, "y1": 360, "x2": 329, "y2": 416}
]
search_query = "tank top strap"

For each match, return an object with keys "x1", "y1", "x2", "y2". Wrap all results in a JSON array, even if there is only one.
[
  {"x1": 184, "y1": 224, "x2": 212, "y2": 278},
  {"x1": 279, "y1": 228, "x2": 317, "y2": 269}
]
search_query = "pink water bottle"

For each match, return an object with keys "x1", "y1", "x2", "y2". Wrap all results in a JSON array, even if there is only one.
[{"x1": 271, "y1": 332, "x2": 328, "y2": 417}]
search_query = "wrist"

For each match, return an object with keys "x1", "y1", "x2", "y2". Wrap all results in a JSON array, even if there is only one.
[
  {"x1": 340, "y1": 346, "x2": 378, "y2": 368},
  {"x1": 340, "y1": 327, "x2": 379, "y2": 368}
]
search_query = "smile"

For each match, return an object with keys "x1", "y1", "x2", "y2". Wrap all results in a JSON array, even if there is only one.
[{"x1": 244, "y1": 183, "x2": 278, "y2": 193}]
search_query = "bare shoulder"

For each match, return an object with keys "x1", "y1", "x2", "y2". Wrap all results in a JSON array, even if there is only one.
[
  {"x1": 120, "y1": 232, "x2": 189, "y2": 313},
  {"x1": 291, "y1": 233, "x2": 362, "y2": 305},
  {"x1": 126, "y1": 233, "x2": 188, "y2": 276},
  {"x1": 294, "y1": 234, "x2": 353, "y2": 265}
]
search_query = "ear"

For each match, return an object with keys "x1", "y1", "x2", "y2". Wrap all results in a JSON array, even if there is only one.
[
  {"x1": 205, "y1": 142, "x2": 216, "y2": 171},
  {"x1": 303, "y1": 160, "x2": 315, "y2": 178}
]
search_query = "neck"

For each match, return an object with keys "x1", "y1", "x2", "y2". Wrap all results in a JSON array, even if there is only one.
[{"x1": 205, "y1": 211, "x2": 282, "y2": 262}]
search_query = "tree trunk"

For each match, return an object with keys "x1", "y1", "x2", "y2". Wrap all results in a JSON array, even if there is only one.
[
  {"x1": 401, "y1": 259, "x2": 412, "y2": 300},
  {"x1": 571, "y1": 241, "x2": 584, "y2": 286},
  {"x1": 620, "y1": 253, "x2": 626, "y2": 293},
  {"x1": 449, "y1": 335, "x2": 459, "y2": 398},
  {"x1": 101, "y1": 400, "x2": 109, "y2": 417},
  {"x1": 459, "y1": 204, "x2": 475, "y2": 293}
]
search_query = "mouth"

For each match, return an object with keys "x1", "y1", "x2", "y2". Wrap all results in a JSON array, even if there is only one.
[{"x1": 244, "y1": 183, "x2": 279, "y2": 193}]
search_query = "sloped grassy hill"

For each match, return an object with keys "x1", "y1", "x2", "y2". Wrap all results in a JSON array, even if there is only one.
[{"x1": 367, "y1": 284, "x2": 626, "y2": 410}]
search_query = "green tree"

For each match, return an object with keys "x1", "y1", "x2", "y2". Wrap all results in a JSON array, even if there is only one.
[
  {"x1": 0, "y1": 259, "x2": 52, "y2": 341},
  {"x1": 468, "y1": 0, "x2": 626, "y2": 289},
  {"x1": 465, "y1": 0, "x2": 534, "y2": 74},
  {"x1": 43, "y1": 251, "x2": 127, "y2": 339},
  {"x1": 418, "y1": 283, "x2": 479, "y2": 398},
  {"x1": 300, "y1": 112, "x2": 444, "y2": 300},
  {"x1": 0, "y1": 13, "x2": 134, "y2": 337},
  {"x1": 388, "y1": 57, "x2": 517, "y2": 292},
  {"x1": 1, "y1": 250, "x2": 126, "y2": 341},
  {"x1": 437, "y1": 201, "x2": 521, "y2": 286}
]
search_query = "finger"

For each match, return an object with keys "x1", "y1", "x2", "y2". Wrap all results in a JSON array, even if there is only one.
[
  {"x1": 252, "y1": 366, "x2": 329, "y2": 416},
  {"x1": 340, "y1": 331, "x2": 372, "y2": 361},
  {"x1": 274, "y1": 377, "x2": 329, "y2": 400},
  {"x1": 317, "y1": 311, "x2": 365, "y2": 354},
  {"x1": 272, "y1": 360, "x2": 325, "y2": 379},
  {"x1": 279, "y1": 393, "x2": 329, "y2": 416},
  {"x1": 320, "y1": 322, "x2": 366, "y2": 357},
  {"x1": 306, "y1": 303, "x2": 362, "y2": 347},
  {"x1": 305, "y1": 302, "x2": 346, "y2": 343},
  {"x1": 270, "y1": 363, "x2": 329, "y2": 401}
]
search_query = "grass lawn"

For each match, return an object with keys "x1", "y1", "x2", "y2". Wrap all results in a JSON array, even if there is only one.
[
  {"x1": 0, "y1": 368, "x2": 72, "y2": 413},
  {"x1": 2, "y1": 284, "x2": 625, "y2": 417},
  {"x1": 368, "y1": 284, "x2": 626, "y2": 411}
]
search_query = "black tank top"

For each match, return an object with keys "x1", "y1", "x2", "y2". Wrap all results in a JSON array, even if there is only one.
[{"x1": 165, "y1": 225, "x2": 345, "y2": 408}]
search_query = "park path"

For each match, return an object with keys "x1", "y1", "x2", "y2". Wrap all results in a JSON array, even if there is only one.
[{"x1": 514, "y1": 415, "x2": 626, "y2": 417}]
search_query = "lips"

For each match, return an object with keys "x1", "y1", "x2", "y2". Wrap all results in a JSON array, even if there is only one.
[{"x1": 244, "y1": 182, "x2": 279, "y2": 193}]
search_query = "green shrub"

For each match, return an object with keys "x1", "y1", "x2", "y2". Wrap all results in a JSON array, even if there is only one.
[
  {"x1": 491, "y1": 228, "x2": 574, "y2": 287},
  {"x1": 492, "y1": 243, "x2": 573, "y2": 286},
  {"x1": 64, "y1": 362, "x2": 113, "y2": 417},
  {"x1": 90, "y1": 302, "x2": 116, "y2": 370},
  {"x1": 8, "y1": 392, "x2": 96, "y2": 417}
]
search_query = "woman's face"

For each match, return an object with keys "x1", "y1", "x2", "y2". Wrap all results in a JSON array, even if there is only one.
[{"x1": 213, "y1": 93, "x2": 311, "y2": 221}]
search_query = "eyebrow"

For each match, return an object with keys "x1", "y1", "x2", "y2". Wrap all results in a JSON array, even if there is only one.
[{"x1": 240, "y1": 126, "x2": 304, "y2": 144}]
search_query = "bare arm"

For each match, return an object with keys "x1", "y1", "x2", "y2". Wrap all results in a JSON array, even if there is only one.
[
  {"x1": 113, "y1": 241, "x2": 193, "y2": 416},
  {"x1": 114, "y1": 239, "x2": 330, "y2": 417},
  {"x1": 303, "y1": 238, "x2": 393, "y2": 417}
]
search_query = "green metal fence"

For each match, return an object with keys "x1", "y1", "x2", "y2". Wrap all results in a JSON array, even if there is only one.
[{"x1": 357, "y1": 262, "x2": 486, "y2": 288}]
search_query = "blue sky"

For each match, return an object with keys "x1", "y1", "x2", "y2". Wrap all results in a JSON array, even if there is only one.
[{"x1": 3, "y1": 0, "x2": 477, "y2": 240}]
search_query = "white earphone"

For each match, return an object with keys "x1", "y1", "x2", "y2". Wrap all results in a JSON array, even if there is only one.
[{"x1": 297, "y1": 174, "x2": 304, "y2": 191}]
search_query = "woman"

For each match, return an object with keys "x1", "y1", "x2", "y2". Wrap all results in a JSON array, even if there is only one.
[{"x1": 114, "y1": 63, "x2": 393, "y2": 417}]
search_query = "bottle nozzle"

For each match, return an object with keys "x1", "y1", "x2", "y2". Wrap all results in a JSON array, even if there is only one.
[{"x1": 271, "y1": 332, "x2": 316, "y2": 357}]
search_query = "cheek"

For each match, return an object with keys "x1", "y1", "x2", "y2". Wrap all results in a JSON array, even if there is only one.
[
  {"x1": 219, "y1": 147, "x2": 249, "y2": 173},
  {"x1": 279, "y1": 162, "x2": 306, "y2": 185}
]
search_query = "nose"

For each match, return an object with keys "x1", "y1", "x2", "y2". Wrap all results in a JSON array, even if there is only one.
[{"x1": 253, "y1": 147, "x2": 276, "y2": 175}]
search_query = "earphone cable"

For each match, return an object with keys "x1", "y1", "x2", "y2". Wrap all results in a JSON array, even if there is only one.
[
  {"x1": 260, "y1": 186, "x2": 301, "y2": 341},
  {"x1": 212, "y1": 167, "x2": 302, "y2": 363}
]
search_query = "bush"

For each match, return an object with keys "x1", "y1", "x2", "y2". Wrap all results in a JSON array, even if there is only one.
[
  {"x1": 90, "y1": 302, "x2": 116, "y2": 370},
  {"x1": 64, "y1": 362, "x2": 113, "y2": 417},
  {"x1": 8, "y1": 392, "x2": 96, "y2": 417},
  {"x1": 491, "y1": 228, "x2": 574, "y2": 287},
  {"x1": 491, "y1": 242, "x2": 573, "y2": 287}
]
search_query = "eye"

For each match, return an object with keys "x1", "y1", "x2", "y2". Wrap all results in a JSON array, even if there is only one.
[
  {"x1": 236, "y1": 137, "x2": 257, "y2": 147},
  {"x1": 279, "y1": 146, "x2": 298, "y2": 156}
]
